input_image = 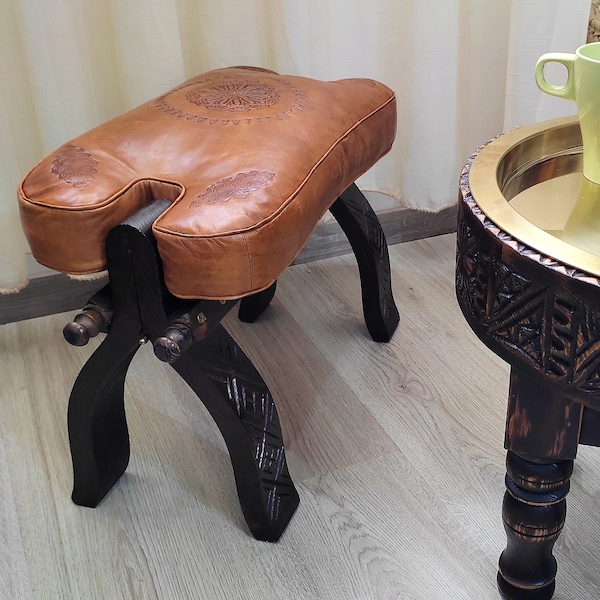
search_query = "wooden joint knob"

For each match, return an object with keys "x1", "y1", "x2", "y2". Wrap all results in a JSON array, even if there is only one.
[
  {"x1": 153, "y1": 322, "x2": 194, "y2": 363},
  {"x1": 63, "y1": 305, "x2": 112, "y2": 346}
]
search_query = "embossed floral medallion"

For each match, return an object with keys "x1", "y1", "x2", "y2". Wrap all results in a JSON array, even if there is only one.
[
  {"x1": 51, "y1": 145, "x2": 99, "y2": 189},
  {"x1": 190, "y1": 171, "x2": 275, "y2": 207},
  {"x1": 156, "y1": 75, "x2": 305, "y2": 125},
  {"x1": 186, "y1": 80, "x2": 280, "y2": 112}
]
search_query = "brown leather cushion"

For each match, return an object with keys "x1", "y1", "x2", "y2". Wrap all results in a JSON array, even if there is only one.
[{"x1": 18, "y1": 67, "x2": 396, "y2": 299}]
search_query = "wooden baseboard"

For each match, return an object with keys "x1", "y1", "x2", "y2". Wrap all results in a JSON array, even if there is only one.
[
  {"x1": 0, "y1": 275, "x2": 108, "y2": 326},
  {"x1": 294, "y1": 202, "x2": 456, "y2": 263},
  {"x1": 0, "y1": 203, "x2": 456, "y2": 325}
]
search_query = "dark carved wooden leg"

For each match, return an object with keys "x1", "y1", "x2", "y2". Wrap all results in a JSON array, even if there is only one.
[
  {"x1": 329, "y1": 183, "x2": 399, "y2": 342},
  {"x1": 238, "y1": 281, "x2": 277, "y2": 323},
  {"x1": 498, "y1": 452, "x2": 572, "y2": 600},
  {"x1": 68, "y1": 328, "x2": 141, "y2": 507},
  {"x1": 498, "y1": 369, "x2": 581, "y2": 599},
  {"x1": 170, "y1": 324, "x2": 299, "y2": 541}
]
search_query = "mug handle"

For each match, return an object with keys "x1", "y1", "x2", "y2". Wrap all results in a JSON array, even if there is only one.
[{"x1": 535, "y1": 53, "x2": 576, "y2": 100}]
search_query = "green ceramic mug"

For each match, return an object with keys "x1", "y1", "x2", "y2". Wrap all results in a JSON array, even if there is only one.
[{"x1": 536, "y1": 42, "x2": 600, "y2": 184}]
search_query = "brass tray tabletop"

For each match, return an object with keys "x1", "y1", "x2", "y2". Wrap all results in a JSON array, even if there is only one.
[{"x1": 467, "y1": 115, "x2": 600, "y2": 279}]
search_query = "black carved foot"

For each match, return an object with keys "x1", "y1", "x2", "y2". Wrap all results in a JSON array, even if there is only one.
[
  {"x1": 238, "y1": 281, "x2": 277, "y2": 323},
  {"x1": 329, "y1": 183, "x2": 399, "y2": 342},
  {"x1": 172, "y1": 324, "x2": 299, "y2": 541},
  {"x1": 497, "y1": 451, "x2": 573, "y2": 600},
  {"x1": 68, "y1": 327, "x2": 140, "y2": 507}
]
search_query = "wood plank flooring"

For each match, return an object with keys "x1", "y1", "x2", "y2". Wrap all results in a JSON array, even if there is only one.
[{"x1": 1, "y1": 233, "x2": 599, "y2": 600}]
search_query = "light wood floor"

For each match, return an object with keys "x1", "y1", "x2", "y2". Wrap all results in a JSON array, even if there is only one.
[{"x1": 1, "y1": 233, "x2": 600, "y2": 600}]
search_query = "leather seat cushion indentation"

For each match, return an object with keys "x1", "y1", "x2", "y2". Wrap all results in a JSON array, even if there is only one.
[{"x1": 18, "y1": 67, "x2": 396, "y2": 299}]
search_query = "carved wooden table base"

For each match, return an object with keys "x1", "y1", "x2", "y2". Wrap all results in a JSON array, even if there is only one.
[{"x1": 456, "y1": 152, "x2": 600, "y2": 599}]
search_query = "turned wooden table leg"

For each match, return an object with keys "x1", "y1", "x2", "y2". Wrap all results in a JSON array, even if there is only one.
[
  {"x1": 497, "y1": 451, "x2": 573, "y2": 600},
  {"x1": 497, "y1": 369, "x2": 583, "y2": 599}
]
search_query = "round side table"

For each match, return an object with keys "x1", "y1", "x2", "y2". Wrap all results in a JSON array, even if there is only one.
[{"x1": 456, "y1": 116, "x2": 600, "y2": 600}]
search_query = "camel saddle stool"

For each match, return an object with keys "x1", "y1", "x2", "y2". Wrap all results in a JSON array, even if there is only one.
[{"x1": 18, "y1": 66, "x2": 400, "y2": 541}]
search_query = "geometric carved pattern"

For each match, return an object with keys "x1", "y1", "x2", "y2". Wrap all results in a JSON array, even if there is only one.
[
  {"x1": 457, "y1": 148, "x2": 600, "y2": 402},
  {"x1": 456, "y1": 217, "x2": 544, "y2": 367},
  {"x1": 51, "y1": 145, "x2": 98, "y2": 190},
  {"x1": 490, "y1": 263, "x2": 533, "y2": 319},
  {"x1": 193, "y1": 327, "x2": 296, "y2": 523},
  {"x1": 190, "y1": 171, "x2": 276, "y2": 207},
  {"x1": 572, "y1": 306, "x2": 600, "y2": 393},
  {"x1": 490, "y1": 262, "x2": 542, "y2": 366},
  {"x1": 492, "y1": 297, "x2": 545, "y2": 368}
]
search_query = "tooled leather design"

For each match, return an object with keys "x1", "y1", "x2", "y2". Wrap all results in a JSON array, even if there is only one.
[
  {"x1": 51, "y1": 145, "x2": 99, "y2": 189},
  {"x1": 186, "y1": 80, "x2": 280, "y2": 112},
  {"x1": 190, "y1": 171, "x2": 276, "y2": 207},
  {"x1": 155, "y1": 76, "x2": 305, "y2": 125}
]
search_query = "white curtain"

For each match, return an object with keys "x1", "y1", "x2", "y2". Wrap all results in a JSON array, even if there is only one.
[{"x1": 0, "y1": 0, "x2": 591, "y2": 293}]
